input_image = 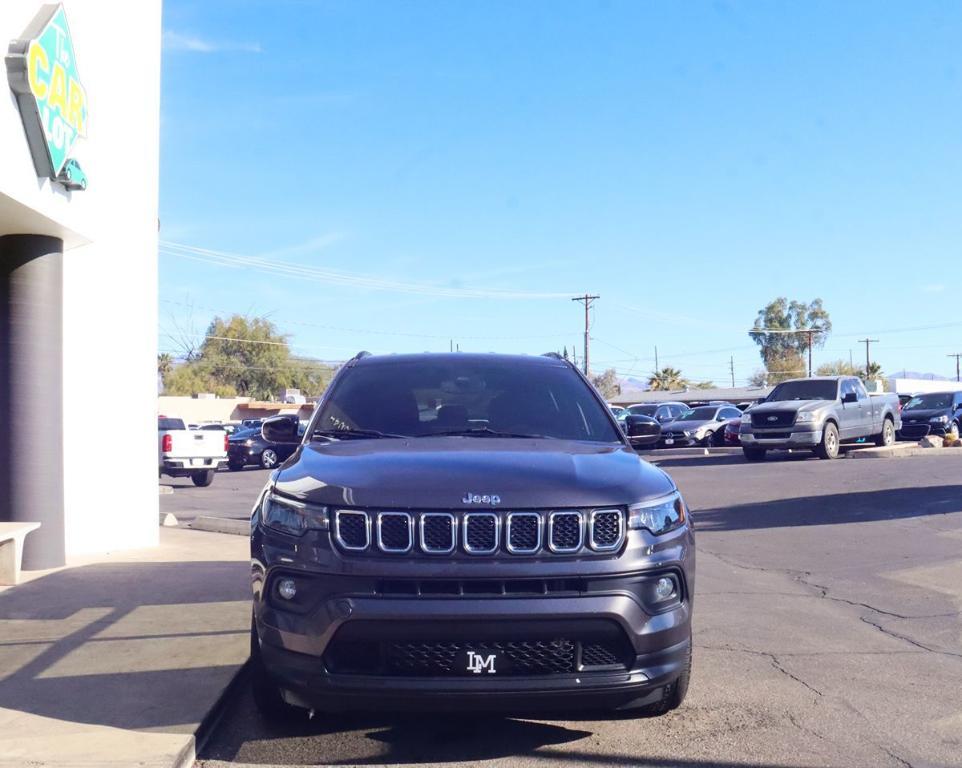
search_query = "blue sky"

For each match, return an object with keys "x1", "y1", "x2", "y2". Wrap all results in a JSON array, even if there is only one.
[{"x1": 159, "y1": 0, "x2": 962, "y2": 384}]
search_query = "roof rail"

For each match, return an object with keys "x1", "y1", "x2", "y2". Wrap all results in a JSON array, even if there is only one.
[{"x1": 346, "y1": 350, "x2": 372, "y2": 366}]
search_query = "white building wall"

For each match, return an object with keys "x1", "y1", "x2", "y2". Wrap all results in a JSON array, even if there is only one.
[{"x1": 0, "y1": 0, "x2": 163, "y2": 555}]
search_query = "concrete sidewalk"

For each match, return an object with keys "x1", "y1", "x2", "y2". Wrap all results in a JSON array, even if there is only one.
[{"x1": 0, "y1": 527, "x2": 249, "y2": 768}]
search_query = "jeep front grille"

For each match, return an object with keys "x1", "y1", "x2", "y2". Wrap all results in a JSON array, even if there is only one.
[
  {"x1": 548, "y1": 511, "x2": 583, "y2": 553},
  {"x1": 331, "y1": 508, "x2": 625, "y2": 557}
]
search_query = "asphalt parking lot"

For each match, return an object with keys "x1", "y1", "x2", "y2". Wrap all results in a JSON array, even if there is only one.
[{"x1": 172, "y1": 450, "x2": 962, "y2": 768}]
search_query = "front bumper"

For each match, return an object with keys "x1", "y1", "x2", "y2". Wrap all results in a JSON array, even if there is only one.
[
  {"x1": 740, "y1": 425, "x2": 822, "y2": 449},
  {"x1": 897, "y1": 423, "x2": 940, "y2": 440},
  {"x1": 251, "y1": 522, "x2": 694, "y2": 713},
  {"x1": 628, "y1": 434, "x2": 660, "y2": 448}
]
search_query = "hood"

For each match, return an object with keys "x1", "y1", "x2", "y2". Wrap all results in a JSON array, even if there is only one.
[
  {"x1": 273, "y1": 437, "x2": 675, "y2": 509},
  {"x1": 746, "y1": 400, "x2": 822, "y2": 415}
]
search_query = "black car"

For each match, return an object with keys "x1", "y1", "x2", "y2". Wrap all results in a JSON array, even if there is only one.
[
  {"x1": 897, "y1": 391, "x2": 962, "y2": 441},
  {"x1": 228, "y1": 423, "x2": 306, "y2": 470},
  {"x1": 622, "y1": 413, "x2": 661, "y2": 449},
  {"x1": 624, "y1": 402, "x2": 691, "y2": 424},
  {"x1": 249, "y1": 352, "x2": 694, "y2": 719}
]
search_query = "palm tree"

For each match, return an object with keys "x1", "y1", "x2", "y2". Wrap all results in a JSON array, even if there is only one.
[
  {"x1": 647, "y1": 367, "x2": 687, "y2": 391},
  {"x1": 157, "y1": 353, "x2": 173, "y2": 382},
  {"x1": 861, "y1": 362, "x2": 883, "y2": 381}
]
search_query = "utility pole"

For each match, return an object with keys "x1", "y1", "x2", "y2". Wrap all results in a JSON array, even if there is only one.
[
  {"x1": 729, "y1": 356, "x2": 735, "y2": 388},
  {"x1": 948, "y1": 353, "x2": 962, "y2": 382},
  {"x1": 858, "y1": 338, "x2": 878, "y2": 373},
  {"x1": 654, "y1": 346, "x2": 659, "y2": 372},
  {"x1": 571, "y1": 294, "x2": 599, "y2": 375}
]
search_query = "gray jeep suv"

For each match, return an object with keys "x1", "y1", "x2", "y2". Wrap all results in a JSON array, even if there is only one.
[{"x1": 249, "y1": 352, "x2": 694, "y2": 717}]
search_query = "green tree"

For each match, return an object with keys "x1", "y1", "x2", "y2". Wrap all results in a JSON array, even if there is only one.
[
  {"x1": 749, "y1": 298, "x2": 831, "y2": 380},
  {"x1": 693, "y1": 381, "x2": 716, "y2": 390},
  {"x1": 861, "y1": 361, "x2": 883, "y2": 382},
  {"x1": 161, "y1": 314, "x2": 336, "y2": 399},
  {"x1": 816, "y1": 359, "x2": 859, "y2": 377},
  {"x1": 647, "y1": 367, "x2": 688, "y2": 391},
  {"x1": 591, "y1": 368, "x2": 621, "y2": 400}
]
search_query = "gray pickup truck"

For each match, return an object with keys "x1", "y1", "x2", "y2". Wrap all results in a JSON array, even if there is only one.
[{"x1": 739, "y1": 376, "x2": 901, "y2": 461}]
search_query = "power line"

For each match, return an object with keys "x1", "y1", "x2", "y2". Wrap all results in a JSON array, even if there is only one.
[
  {"x1": 948, "y1": 353, "x2": 962, "y2": 382},
  {"x1": 571, "y1": 295, "x2": 600, "y2": 375},
  {"x1": 160, "y1": 241, "x2": 574, "y2": 301},
  {"x1": 858, "y1": 338, "x2": 879, "y2": 372}
]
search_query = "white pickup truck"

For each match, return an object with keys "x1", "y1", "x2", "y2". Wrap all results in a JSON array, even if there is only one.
[{"x1": 158, "y1": 416, "x2": 228, "y2": 486}]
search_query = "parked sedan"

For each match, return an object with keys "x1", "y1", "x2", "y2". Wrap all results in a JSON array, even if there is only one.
[
  {"x1": 897, "y1": 391, "x2": 962, "y2": 441},
  {"x1": 660, "y1": 405, "x2": 744, "y2": 447},
  {"x1": 227, "y1": 422, "x2": 306, "y2": 470}
]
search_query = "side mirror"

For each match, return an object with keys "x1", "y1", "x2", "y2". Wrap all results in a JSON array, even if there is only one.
[
  {"x1": 625, "y1": 415, "x2": 652, "y2": 437},
  {"x1": 262, "y1": 415, "x2": 299, "y2": 443},
  {"x1": 842, "y1": 392, "x2": 858, "y2": 404}
]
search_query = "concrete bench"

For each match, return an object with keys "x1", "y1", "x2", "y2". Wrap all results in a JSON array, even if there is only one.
[{"x1": 0, "y1": 522, "x2": 41, "y2": 586}]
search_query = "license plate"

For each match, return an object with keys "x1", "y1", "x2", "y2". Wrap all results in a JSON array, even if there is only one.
[
  {"x1": 664, "y1": 438, "x2": 674, "y2": 445},
  {"x1": 461, "y1": 648, "x2": 508, "y2": 675},
  {"x1": 191, "y1": 459, "x2": 204, "y2": 467}
]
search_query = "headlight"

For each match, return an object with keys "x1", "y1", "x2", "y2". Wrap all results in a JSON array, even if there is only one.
[
  {"x1": 260, "y1": 491, "x2": 329, "y2": 536},
  {"x1": 683, "y1": 430, "x2": 693, "y2": 437},
  {"x1": 244, "y1": 439, "x2": 253, "y2": 446},
  {"x1": 795, "y1": 412, "x2": 815, "y2": 423},
  {"x1": 930, "y1": 415, "x2": 949, "y2": 424},
  {"x1": 628, "y1": 492, "x2": 687, "y2": 536}
]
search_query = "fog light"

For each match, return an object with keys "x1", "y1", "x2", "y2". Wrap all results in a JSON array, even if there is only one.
[
  {"x1": 654, "y1": 576, "x2": 676, "y2": 601},
  {"x1": 277, "y1": 578, "x2": 297, "y2": 601}
]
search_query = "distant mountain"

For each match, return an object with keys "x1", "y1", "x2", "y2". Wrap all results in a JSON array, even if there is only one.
[{"x1": 891, "y1": 371, "x2": 951, "y2": 381}]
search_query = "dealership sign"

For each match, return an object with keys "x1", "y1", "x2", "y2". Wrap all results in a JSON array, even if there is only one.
[{"x1": 6, "y1": 4, "x2": 88, "y2": 190}]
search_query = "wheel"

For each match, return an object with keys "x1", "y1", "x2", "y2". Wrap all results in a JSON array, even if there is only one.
[
  {"x1": 947, "y1": 422, "x2": 960, "y2": 442},
  {"x1": 700, "y1": 430, "x2": 715, "y2": 447},
  {"x1": 815, "y1": 422, "x2": 840, "y2": 460},
  {"x1": 874, "y1": 418, "x2": 895, "y2": 447},
  {"x1": 742, "y1": 447, "x2": 767, "y2": 462},
  {"x1": 191, "y1": 469, "x2": 215, "y2": 487},
  {"x1": 250, "y1": 618, "x2": 296, "y2": 720},
  {"x1": 260, "y1": 449, "x2": 279, "y2": 469},
  {"x1": 228, "y1": 460, "x2": 245, "y2": 472},
  {"x1": 635, "y1": 634, "x2": 691, "y2": 717}
]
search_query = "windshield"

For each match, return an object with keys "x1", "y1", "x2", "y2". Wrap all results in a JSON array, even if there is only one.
[
  {"x1": 313, "y1": 359, "x2": 621, "y2": 442},
  {"x1": 904, "y1": 393, "x2": 953, "y2": 410},
  {"x1": 767, "y1": 380, "x2": 838, "y2": 402},
  {"x1": 679, "y1": 406, "x2": 718, "y2": 421},
  {"x1": 627, "y1": 404, "x2": 657, "y2": 416}
]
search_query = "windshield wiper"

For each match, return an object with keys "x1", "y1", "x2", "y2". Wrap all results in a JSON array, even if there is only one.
[
  {"x1": 313, "y1": 428, "x2": 409, "y2": 440},
  {"x1": 423, "y1": 427, "x2": 554, "y2": 439}
]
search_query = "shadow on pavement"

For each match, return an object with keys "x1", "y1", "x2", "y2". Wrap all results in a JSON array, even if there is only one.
[
  {"x1": 201, "y1": 683, "x2": 820, "y2": 767},
  {"x1": 693, "y1": 484, "x2": 962, "y2": 531},
  {"x1": 0, "y1": 560, "x2": 249, "y2": 731}
]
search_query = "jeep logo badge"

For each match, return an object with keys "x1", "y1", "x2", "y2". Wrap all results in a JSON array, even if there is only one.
[
  {"x1": 466, "y1": 651, "x2": 497, "y2": 674},
  {"x1": 462, "y1": 492, "x2": 501, "y2": 506}
]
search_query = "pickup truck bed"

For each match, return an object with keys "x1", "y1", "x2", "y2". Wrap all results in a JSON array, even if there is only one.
[{"x1": 158, "y1": 417, "x2": 228, "y2": 486}]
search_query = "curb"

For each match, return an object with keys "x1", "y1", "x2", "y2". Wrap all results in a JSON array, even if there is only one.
[
  {"x1": 172, "y1": 659, "x2": 251, "y2": 768},
  {"x1": 848, "y1": 445, "x2": 962, "y2": 459},
  {"x1": 159, "y1": 485, "x2": 173, "y2": 495},
  {"x1": 190, "y1": 516, "x2": 251, "y2": 536}
]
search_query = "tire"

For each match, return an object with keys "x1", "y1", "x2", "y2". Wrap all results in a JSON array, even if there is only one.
[
  {"x1": 250, "y1": 618, "x2": 296, "y2": 721},
  {"x1": 815, "y1": 422, "x2": 840, "y2": 460},
  {"x1": 742, "y1": 447, "x2": 767, "y2": 462},
  {"x1": 191, "y1": 469, "x2": 215, "y2": 487},
  {"x1": 874, "y1": 417, "x2": 895, "y2": 447},
  {"x1": 260, "y1": 449, "x2": 279, "y2": 469},
  {"x1": 228, "y1": 460, "x2": 245, "y2": 472},
  {"x1": 948, "y1": 422, "x2": 960, "y2": 442},
  {"x1": 700, "y1": 431, "x2": 715, "y2": 447},
  {"x1": 636, "y1": 635, "x2": 691, "y2": 717}
]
